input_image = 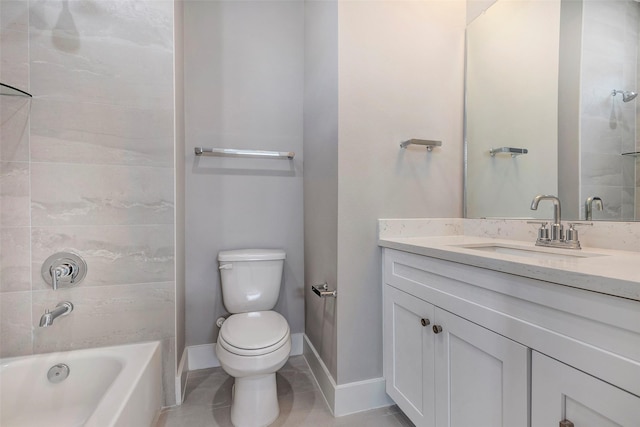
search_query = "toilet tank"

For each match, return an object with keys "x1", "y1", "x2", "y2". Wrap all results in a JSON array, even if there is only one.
[{"x1": 218, "y1": 249, "x2": 286, "y2": 313}]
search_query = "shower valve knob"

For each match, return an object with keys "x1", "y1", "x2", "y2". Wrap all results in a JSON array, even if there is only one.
[{"x1": 41, "y1": 252, "x2": 87, "y2": 290}]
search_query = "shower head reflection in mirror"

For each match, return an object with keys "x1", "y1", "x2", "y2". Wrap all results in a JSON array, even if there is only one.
[{"x1": 612, "y1": 89, "x2": 638, "y2": 102}]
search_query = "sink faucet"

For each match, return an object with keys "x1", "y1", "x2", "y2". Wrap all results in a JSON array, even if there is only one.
[
  {"x1": 529, "y1": 194, "x2": 586, "y2": 249},
  {"x1": 39, "y1": 302, "x2": 73, "y2": 327},
  {"x1": 530, "y1": 195, "x2": 563, "y2": 241},
  {"x1": 585, "y1": 196, "x2": 603, "y2": 221}
]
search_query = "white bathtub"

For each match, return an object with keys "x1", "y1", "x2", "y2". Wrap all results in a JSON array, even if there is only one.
[{"x1": 0, "y1": 341, "x2": 162, "y2": 427}]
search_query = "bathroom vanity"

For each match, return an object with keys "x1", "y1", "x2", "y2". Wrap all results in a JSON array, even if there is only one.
[{"x1": 379, "y1": 219, "x2": 640, "y2": 427}]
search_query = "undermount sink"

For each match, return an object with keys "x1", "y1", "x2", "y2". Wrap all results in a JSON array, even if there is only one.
[{"x1": 455, "y1": 243, "x2": 608, "y2": 261}]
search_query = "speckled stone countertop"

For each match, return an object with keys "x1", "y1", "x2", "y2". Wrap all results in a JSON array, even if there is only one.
[{"x1": 378, "y1": 218, "x2": 640, "y2": 301}]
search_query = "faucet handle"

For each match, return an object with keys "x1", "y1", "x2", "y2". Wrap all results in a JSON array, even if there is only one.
[
  {"x1": 527, "y1": 221, "x2": 549, "y2": 240},
  {"x1": 565, "y1": 222, "x2": 593, "y2": 244},
  {"x1": 567, "y1": 222, "x2": 593, "y2": 229}
]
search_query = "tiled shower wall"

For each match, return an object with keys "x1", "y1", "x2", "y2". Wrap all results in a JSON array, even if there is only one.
[
  {"x1": 580, "y1": 0, "x2": 637, "y2": 220},
  {"x1": 0, "y1": 0, "x2": 177, "y2": 403}
]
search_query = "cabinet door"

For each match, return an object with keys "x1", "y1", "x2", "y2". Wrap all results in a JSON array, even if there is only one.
[
  {"x1": 384, "y1": 285, "x2": 435, "y2": 427},
  {"x1": 532, "y1": 352, "x2": 640, "y2": 427},
  {"x1": 433, "y1": 308, "x2": 529, "y2": 427}
]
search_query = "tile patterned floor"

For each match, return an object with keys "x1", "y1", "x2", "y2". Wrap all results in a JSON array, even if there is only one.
[{"x1": 156, "y1": 355, "x2": 414, "y2": 427}]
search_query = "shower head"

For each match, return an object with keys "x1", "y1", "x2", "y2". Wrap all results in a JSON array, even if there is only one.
[{"x1": 612, "y1": 89, "x2": 638, "y2": 102}]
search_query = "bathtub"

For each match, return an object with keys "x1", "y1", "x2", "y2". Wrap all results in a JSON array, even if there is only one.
[{"x1": 0, "y1": 341, "x2": 162, "y2": 427}]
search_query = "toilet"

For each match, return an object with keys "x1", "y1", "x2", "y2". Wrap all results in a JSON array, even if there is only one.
[{"x1": 215, "y1": 249, "x2": 291, "y2": 427}]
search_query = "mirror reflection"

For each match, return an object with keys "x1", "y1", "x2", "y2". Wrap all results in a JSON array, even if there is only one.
[{"x1": 465, "y1": 0, "x2": 640, "y2": 221}]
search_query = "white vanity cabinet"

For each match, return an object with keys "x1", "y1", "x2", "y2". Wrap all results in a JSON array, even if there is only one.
[
  {"x1": 382, "y1": 248, "x2": 640, "y2": 427},
  {"x1": 384, "y1": 285, "x2": 528, "y2": 427}
]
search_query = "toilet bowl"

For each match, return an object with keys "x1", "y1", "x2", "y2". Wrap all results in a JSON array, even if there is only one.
[
  {"x1": 216, "y1": 311, "x2": 291, "y2": 427},
  {"x1": 216, "y1": 249, "x2": 290, "y2": 427}
]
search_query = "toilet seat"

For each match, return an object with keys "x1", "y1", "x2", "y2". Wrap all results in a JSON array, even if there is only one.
[{"x1": 219, "y1": 311, "x2": 290, "y2": 357}]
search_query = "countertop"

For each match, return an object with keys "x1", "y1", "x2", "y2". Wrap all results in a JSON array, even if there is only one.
[{"x1": 379, "y1": 235, "x2": 640, "y2": 301}]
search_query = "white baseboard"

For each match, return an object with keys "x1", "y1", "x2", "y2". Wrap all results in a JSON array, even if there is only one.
[
  {"x1": 175, "y1": 347, "x2": 188, "y2": 404},
  {"x1": 187, "y1": 343, "x2": 219, "y2": 371},
  {"x1": 303, "y1": 334, "x2": 394, "y2": 417},
  {"x1": 302, "y1": 334, "x2": 336, "y2": 413},
  {"x1": 334, "y1": 376, "x2": 393, "y2": 417},
  {"x1": 187, "y1": 332, "x2": 304, "y2": 371}
]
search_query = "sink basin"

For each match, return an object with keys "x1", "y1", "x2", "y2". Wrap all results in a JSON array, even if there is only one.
[{"x1": 455, "y1": 243, "x2": 608, "y2": 261}]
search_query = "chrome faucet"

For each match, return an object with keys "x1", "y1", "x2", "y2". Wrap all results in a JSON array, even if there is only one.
[
  {"x1": 529, "y1": 194, "x2": 585, "y2": 249},
  {"x1": 530, "y1": 194, "x2": 563, "y2": 241},
  {"x1": 39, "y1": 302, "x2": 73, "y2": 327},
  {"x1": 585, "y1": 196, "x2": 603, "y2": 221}
]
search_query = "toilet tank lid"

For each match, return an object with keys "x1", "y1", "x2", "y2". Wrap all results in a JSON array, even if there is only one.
[{"x1": 218, "y1": 249, "x2": 286, "y2": 262}]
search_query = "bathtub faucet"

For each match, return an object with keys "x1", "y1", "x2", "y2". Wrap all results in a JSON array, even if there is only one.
[{"x1": 39, "y1": 302, "x2": 73, "y2": 327}]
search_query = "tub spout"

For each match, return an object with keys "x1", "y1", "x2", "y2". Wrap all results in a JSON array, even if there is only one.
[{"x1": 39, "y1": 301, "x2": 73, "y2": 327}]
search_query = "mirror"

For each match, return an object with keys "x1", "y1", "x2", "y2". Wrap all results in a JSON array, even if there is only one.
[{"x1": 465, "y1": 0, "x2": 640, "y2": 221}]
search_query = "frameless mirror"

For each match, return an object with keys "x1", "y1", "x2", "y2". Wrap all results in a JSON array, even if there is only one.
[{"x1": 465, "y1": 0, "x2": 639, "y2": 221}]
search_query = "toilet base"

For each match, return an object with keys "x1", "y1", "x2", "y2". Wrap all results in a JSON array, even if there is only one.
[{"x1": 230, "y1": 373, "x2": 279, "y2": 427}]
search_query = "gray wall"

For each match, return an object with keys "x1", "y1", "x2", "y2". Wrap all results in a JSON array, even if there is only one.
[
  {"x1": 183, "y1": 0, "x2": 305, "y2": 347},
  {"x1": 303, "y1": 0, "x2": 340, "y2": 380},
  {"x1": 303, "y1": 0, "x2": 466, "y2": 385},
  {"x1": 0, "y1": 0, "x2": 178, "y2": 404}
]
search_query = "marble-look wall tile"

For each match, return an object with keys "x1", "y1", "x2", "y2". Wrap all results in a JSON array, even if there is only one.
[
  {"x1": 32, "y1": 281, "x2": 174, "y2": 352},
  {"x1": 582, "y1": 152, "x2": 625, "y2": 187},
  {"x1": 0, "y1": 0, "x2": 29, "y2": 91},
  {"x1": 28, "y1": 41, "x2": 174, "y2": 109},
  {"x1": 2, "y1": 0, "x2": 178, "y2": 404},
  {"x1": 0, "y1": 97, "x2": 30, "y2": 162},
  {"x1": 583, "y1": 0, "x2": 626, "y2": 57},
  {"x1": 1, "y1": 1, "x2": 29, "y2": 33},
  {"x1": 622, "y1": 155, "x2": 636, "y2": 187},
  {"x1": 580, "y1": 116, "x2": 621, "y2": 155},
  {"x1": 29, "y1": 0, "x2": 173, "y2": 48},
  {"x1": 580, "y1": 53, "x2": 622, "y2": 98},
  {"x1": 0, "y1": 161, "x2": 30, "y2": 226},
  {"x1": 31, "y1": 163, "x2": 174, "y2": 226},
  {"x1": 29, "y1": 99, "x2": 173, "y2": 166},
  {"x1": 29, "y1": 1, "x2": 173, "y2": 109},
  {"x1": 621, "y1": 187, "x2": 635, "y2": 221},
  {"x1": 31, "y1": 225, "x2": 175, "y2": 289},
  {"x1": 0, "y1": 226, "x2": 31, "y2": 293},
  {"x1": 0, "y1": 28, "x2": 30, "y2": 91},
  {"x1": 0, "y1": 291, "x2": 32, "y2": 357}
]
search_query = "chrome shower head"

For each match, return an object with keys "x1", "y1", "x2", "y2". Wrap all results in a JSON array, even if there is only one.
[{"x1": 612, "y1": 89, "x2": 638, "y2": 102}]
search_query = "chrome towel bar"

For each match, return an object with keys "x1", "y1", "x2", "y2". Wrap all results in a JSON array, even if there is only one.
[
  {"x1": 195, "y1": 147, "x2": 295, "y2": 159},
  {"x1": 400, "y1": 139, "x2": 442, "y2": 151},
  {"x1": 489, "y1": 147, "x2": 528, "y2": 157}
]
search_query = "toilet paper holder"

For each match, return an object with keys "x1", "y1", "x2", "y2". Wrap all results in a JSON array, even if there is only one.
[{"x1": 311, "y1": 282, "x2": 337, "y2": 298}]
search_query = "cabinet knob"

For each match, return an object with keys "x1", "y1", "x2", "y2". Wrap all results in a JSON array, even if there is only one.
[
  {"x1": 432, "y1": 325, "x2": 443, "y2": 334},
  {"x1": 421, "y1": 318, "x2": 430, "y2": 327},
  {"x1": 559, "y1": 420, "x2": 574, "y2": 427}
]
